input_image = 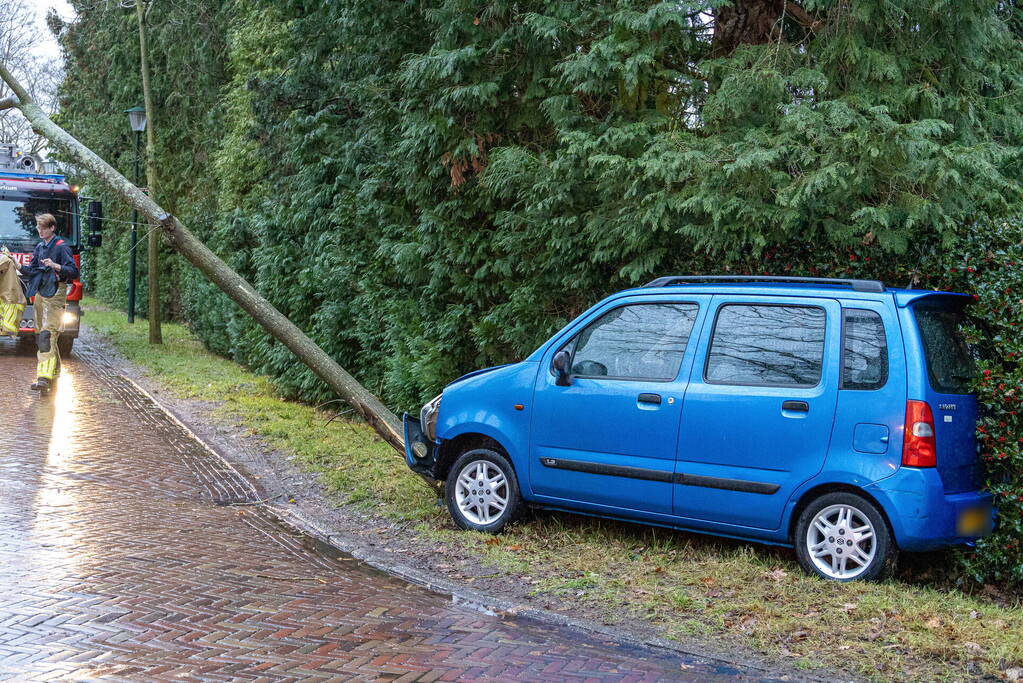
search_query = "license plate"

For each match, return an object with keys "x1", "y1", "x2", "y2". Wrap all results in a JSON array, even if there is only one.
[{"x1": 957, "y1": 506, "x2": 992, "y2": 536}]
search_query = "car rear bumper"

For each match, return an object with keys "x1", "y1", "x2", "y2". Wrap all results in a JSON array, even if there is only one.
[{"x1": 869, "y1": 467, "x2": 993, "y2": 551}]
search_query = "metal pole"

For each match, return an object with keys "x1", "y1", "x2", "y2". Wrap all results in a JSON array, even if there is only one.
[{"x1": 127, "y1": 130, "x2": 139, "y2": 323}]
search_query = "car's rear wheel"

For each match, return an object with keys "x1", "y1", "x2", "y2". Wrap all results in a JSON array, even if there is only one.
[
  {"x1": 795, "y1": 492, "x2": 896, "y2": 582},
  {"x1": 445, "y1": 448, "x2": 522, "y2": 533}
]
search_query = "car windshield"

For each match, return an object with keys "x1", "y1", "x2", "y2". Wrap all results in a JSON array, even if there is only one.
[
  {"x1": 0, "y1": 195, "x2": 74, "y2": 251},
  {"x1": 913, "y1": 304, "x2": 976, "y2": 394}
]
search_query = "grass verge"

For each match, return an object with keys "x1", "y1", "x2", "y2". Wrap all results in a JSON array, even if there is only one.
[{"x1": 83, "y1": 299, "x2": 1023, "y2": 682}]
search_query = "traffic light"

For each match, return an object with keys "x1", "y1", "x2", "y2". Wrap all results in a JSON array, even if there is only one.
[{"x1": 87, "y1": 200, "x2": 103, "y2": 248}]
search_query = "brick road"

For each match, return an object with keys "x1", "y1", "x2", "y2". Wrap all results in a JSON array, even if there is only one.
[{"x1": 0, "y1": 339, "x2": 775, "y2": 682}]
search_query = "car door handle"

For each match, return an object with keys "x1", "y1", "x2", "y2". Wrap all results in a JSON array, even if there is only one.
[
  {"x1": 638, "y1": 393, "x2": 662, "y2": 405},
  {"x1": 782, "y1": 400, "x2": 809, "y2": 412}
]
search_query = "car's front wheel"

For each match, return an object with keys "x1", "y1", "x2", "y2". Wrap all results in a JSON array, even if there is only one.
[
  {"x1": 445, "y1": 448, "x2": 522, "y2": 533},
  {"x1": 795, "y1": 492, "x2": 896, "y2": 582}
]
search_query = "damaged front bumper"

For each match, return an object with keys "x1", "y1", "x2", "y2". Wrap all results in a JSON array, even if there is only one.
[{"x1": 403, "y1": 413, "x2": 441, "y2": 479}]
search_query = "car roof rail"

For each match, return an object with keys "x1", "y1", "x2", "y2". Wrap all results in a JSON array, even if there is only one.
[{"x1": 643, "y1": 275, "x2": 887, "y2": 293}]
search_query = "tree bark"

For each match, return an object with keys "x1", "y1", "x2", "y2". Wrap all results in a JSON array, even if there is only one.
[
  {"x1": 136, "y1": 0, "x2": 162, "y2": 345},
  {"x1": 0, "y1": 62, "x2": 412, "y2": 465},
  {"x1": 711, "y1": 0, "x2": 819, "y2": 58},
  {"x1": 712, "y1": 0, "x2": 782, "y2": 57}
]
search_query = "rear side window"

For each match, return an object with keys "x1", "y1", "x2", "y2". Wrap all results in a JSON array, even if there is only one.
[
  {"x1": 706, "y1": 305, "x2": 826, "y2": 387},
  {"x1": 842, "y1": 309, "x2": 888, "y2": 390},
  {"x1": 914, "y1": 306, "x2": 976, "y2": 394},
  {"x1": 572, "y1": 303, "x2": 699, "y2": 381}
]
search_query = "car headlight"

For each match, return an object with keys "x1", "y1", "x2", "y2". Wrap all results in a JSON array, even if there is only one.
[
  {"x1": 62, "y1": 311, "x2": 77, "y2": 325},
  {"x1": 420, "y1": 393, "x2": 442, "y2": 441}
]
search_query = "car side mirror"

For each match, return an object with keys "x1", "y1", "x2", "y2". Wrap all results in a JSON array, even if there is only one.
[
  {"x1": 87, "y1": 200, "x2": 103, "y2": 248},
  {"x1": 552, "y1": 350, "x2": 572, "y2": 386}
]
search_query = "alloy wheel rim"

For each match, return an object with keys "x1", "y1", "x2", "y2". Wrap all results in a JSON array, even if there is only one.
[
  {"x1": 806, "y1": 503, "x2": 876, "y2": 579},
  {"x1": 454, "y1": 460, "x2": 508, "y2": 525}
]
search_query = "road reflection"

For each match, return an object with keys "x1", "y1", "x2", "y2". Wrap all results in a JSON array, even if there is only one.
[{"x1": 30, "y1": 369, "x2": 86, "y2": 583}]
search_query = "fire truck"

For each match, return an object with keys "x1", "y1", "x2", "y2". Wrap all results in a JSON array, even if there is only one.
[{"x1": 0, "y1": 143, "x2": 102, "y2": 356}]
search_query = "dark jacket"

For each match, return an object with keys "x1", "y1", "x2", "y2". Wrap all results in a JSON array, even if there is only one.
[{"x1": 21, "y1": 235, "x2": 78, "y2": 299}]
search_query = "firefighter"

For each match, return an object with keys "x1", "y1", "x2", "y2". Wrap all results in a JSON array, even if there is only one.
[{"x1": 15, "y1": 213, "x2": 79, "y2": 393}]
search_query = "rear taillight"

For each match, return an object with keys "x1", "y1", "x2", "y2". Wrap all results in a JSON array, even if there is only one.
[{"x1": 902, "y1": 400, "x2": 937, "y2": 467}]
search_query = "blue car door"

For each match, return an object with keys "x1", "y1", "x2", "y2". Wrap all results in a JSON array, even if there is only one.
[
  {"x1": 674, "y1": 295, "x2": 841, "y2": 529},
  {"x1": 530, "y1": 298, "x2": 710, "y2": 515}
]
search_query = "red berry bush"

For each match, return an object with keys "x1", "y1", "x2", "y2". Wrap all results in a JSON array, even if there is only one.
[{"x1": 942, "y1": 222, "x2": 1023, "y2": 584}]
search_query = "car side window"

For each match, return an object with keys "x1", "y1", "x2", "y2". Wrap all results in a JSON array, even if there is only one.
[
  {"x1": 571, "y1": 303, "x2": 699, "y2": 381},
  {"x1": 705, "y1": 304, "x2": 826, "y2": 387},
  {"x1": 841, "y1": 309, "x2": 888, "y2": 390}
]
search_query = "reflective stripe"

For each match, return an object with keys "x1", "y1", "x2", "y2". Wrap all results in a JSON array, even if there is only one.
[
  {"x1": 37, "y1": 358, "x2": 57, "y2": 380},
  {"x1": 0, "y1": 302, "x2": 24, "y2": 334}
]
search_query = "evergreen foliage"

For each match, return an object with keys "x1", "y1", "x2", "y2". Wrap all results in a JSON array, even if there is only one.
[{"x1": 55, "y1": 0, "x2": 1023, "y2": 582}]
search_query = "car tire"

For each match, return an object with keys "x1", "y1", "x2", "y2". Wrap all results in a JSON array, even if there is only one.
[
  {"x1": 795, "y1": 492, "x2": 897, "y2": 582},
  {"x1": 445, "y1": 448, "x2": 522, "y2": 533}
]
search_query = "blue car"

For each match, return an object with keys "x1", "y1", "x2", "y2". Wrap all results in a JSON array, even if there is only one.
[{"x1": 403, "y1": 276, "x2": 992, "y2": 581}]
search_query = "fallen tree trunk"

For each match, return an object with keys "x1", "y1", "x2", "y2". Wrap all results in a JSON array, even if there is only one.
[{"x1": 0, "y1": 63, "x2": 412, "y2": 463}]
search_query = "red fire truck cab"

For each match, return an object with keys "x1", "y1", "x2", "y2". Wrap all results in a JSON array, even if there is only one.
[{"x1": 1, "y1": 147, "x2": 100, "y2": 356}]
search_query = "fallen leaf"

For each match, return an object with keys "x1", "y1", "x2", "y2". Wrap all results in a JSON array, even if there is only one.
[
  {"x1": 970, "y1": 610, "x2": 981, "y2": 619},
  {"x1": 925, "y1": 617, "x2": 941, "y2": 629},
  {"x1": 789, "y1": 630, "x2": 809, "y2": 642},
  {"x1": 484, "y1": 537, "x2": 501, "y2": 546},
  {"x1": 842, "y1": 603, "x2": 858, "y2": 613},
  {"x1": 964, "y1": 642, "x2": 983, "y2": 653},
  {"x1": 764, "y1": 568, "x2": 788, "y2": 582},
  {"x1": 1004, "y1": 667, "x2": 1023, "y2": 681}
]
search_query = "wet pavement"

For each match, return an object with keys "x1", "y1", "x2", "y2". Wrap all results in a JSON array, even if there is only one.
[{"x1": 0, "y1": 338, "x2": 775, "y2": 682}]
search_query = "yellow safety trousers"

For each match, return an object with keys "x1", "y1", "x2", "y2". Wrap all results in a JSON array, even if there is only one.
[
  {"x1": 37, "y1": 357, "x2": 57, "y2": 381},
  {"x1": 0, "y1": 301, "x2": 24, "y2": 335},
  {"x1": 34, "y1": 284, "x2": 67, "y2": 381}
]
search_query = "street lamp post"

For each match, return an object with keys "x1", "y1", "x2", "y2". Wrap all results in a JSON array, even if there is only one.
[{"x1": 125, "y1": 106, "x2": 146, "y2": 324}]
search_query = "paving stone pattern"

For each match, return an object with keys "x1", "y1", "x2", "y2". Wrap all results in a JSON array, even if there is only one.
[{"x1": 0, "y1": 340, "x2": 769, "y2": 682}]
